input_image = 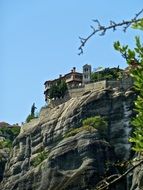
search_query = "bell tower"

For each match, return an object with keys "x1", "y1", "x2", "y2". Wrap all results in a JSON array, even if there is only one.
[{"x1": 83, "y1": 64, "x2": 92, "y2": 84}]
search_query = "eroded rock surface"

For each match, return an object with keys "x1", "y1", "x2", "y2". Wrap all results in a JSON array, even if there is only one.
[{"x1": 0, "y1": 88, "x2": 135, "y2": 190}]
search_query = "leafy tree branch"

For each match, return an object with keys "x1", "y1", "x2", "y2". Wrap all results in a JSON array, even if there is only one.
[
  {"x1": 94, "y1": 11, "x2": 143, "y2": 190},
  {"x1": 78, "y1": 9, "x2": 143, "y2": 190},
  {"x1": 114, "y1": 28, "x2": 143, "y2": 153}
]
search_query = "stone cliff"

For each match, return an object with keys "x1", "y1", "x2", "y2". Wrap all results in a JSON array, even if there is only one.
[{"x1": 0, "y1": 87, "x2": 136, "y2": 190}]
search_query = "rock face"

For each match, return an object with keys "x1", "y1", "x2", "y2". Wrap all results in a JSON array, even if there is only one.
[{"x1": 0, "y1": 88, "x2": 135, "y2": 190}]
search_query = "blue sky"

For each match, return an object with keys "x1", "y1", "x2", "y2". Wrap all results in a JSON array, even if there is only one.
[{"x1": 0, "y1": 0, "x2": 143, "y2": 124}]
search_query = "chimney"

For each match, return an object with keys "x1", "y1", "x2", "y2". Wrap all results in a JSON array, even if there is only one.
[
  {"x1": 73, "y1": 67, "x2": 76, "y2": 72},
  {"x1": 59, "y1": 74, "x2": 62, "y2": 78}
]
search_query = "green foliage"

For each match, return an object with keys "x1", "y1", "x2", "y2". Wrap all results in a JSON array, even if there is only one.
[
  {"x1": 10, "y1": 126, "x2": 20, "y2": 137},
  {"x1": 132, "y1": 18, "x2": 143, "y2": 31},
  {"x1": 32, "y1": 151, "x2": 48, "y2": 167},
  {"x1": 114, "y1": 25, "x2": 143, "y2": 152},
  {"x1": 0, "y1": 125, "x2": 20, "y2": 141},
  {"x1": 3, "y1": 139, "x2": 12, "y2": 149},
  {"x1": 82, "y1": 116, "x2": 108, "y2": 138},
  {"x1": 0, "y1": 141, "x2": 4, "y2": 149},
  {"x1": 0, "y1": 127, "x2": 11, "y2": 136},
  {"x1": 26, "y1": 103, "x2": 38, "y2": 123},
  {"x1": 49, "y1": 79, "x2": 67, "y2": 99},
  {"x1": 0, "y1": 125, "x2": 20, "y2": 150},
  {"x1": 64, "y1": 125, "x2": 96, "y2": 138},
  {"x1": 91, "y1": 67, "x2": 122, "y2": 81},
  {"x1": 31, "y1": 103, "x2": 37, "y2": 116},
  {"x1": 26, "y1": 114, "x2": 36, "y2": 123},
  {"x1": 0, "y1": 153, "x2": 3, "y2": 161},
  {"x1": 64, "y1": 116, "x2": 108, "y2": 139},
  {"x1": 58, "y1": 80, "x2": 68, "y2": 97},
  {"x1": 0, "y1": 139, "x2": 12, "y2": 149},
  {"x1": 49, "y1": 84, "x2": 59, "y2": 99}
]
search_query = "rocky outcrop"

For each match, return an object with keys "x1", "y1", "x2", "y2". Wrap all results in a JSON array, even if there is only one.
[{"x1": 0, "y1": 88, "x2": 135, "y2": 190}]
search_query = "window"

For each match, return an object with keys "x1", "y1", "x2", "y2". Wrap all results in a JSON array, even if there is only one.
[
  {"x1": 84, "y1": 75, "x2": 88, "y2": 79},
  {"x1": 84, "y1": 68, "x2": 89, "y2": 72}
]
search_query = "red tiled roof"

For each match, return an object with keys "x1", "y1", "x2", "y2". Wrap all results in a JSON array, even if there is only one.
[{"x1": 44, "y1": 71, "x2": 82, "y2": 85}]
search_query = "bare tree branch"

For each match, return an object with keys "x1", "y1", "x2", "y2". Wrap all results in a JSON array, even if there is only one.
[
  {"x1": 78, "y1": 9, "x2": 143, "y2": 55},
  {"x1": 94, "y1": 159, "x2": 143, "y2": 190}
]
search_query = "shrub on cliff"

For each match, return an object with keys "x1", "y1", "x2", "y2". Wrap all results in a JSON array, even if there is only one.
[
  {"x1": 32, "y1": 150, "x2": 48, "y2": 167},
  {"x1": 26, "y1": 103, "x2": 38, "y2": 123},
  {"x1": 26, "y1": 114, "x2": 36, "y2": 123},
  {"x1": 82, "y1": 116, "x2": 108, "y2": 139},
  {"x1": 64, "y1": 125, "x2": 96, "y2": 138},
  {"x1": 64, "y1": 116, "x2": 107, "y2": 139}
]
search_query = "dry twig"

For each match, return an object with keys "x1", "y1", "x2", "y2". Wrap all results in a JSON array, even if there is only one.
[
  {"x1": 78, "y1": 9, "x2": 143, "y2": 55},
  {"x1": 94, "y1": 159, "x2": 143, "y2": 190}
]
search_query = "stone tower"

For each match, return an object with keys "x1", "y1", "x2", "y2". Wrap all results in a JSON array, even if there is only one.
[{"x1": 83, "y1": 64, "x2": 92, "y2": 84}]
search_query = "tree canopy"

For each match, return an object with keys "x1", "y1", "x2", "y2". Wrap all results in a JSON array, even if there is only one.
[
  {"x1": 49, "y1": 79, "x2": 67, "y2": 99},
  {"x1": 91, "y1": 67, "x2": 122, "y2": 81},
  {"x1": 26, "y1": 103, "x2": 38, "y2": 123}
]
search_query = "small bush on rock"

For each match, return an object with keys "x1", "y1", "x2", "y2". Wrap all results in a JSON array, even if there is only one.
[
  {"x1": 64, "y1": 116, "x2": 108, "y2": 139},
  {"x1": 32, "y1": 151, "x2": 48, "y2": 167},
  {"x1": 64, "y1": 125, "x2": 96, "y2": 138},
  {"x1": 82, "y1": 116, "x2": 108, "y2": 138}
]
